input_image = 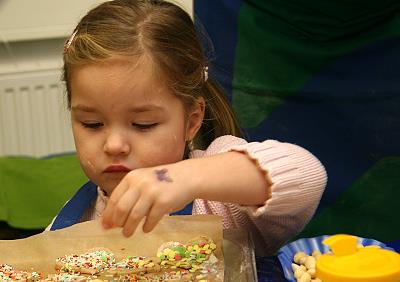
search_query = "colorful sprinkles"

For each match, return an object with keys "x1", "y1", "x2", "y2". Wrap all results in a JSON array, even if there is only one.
[
  {"x1": 115, "y1": 256, "x2": 154, "y2": 270},
  {"x1": 107, "y1": 256, "x2": 160, "y2": 275},
  {"x1": 56, "y1": 250, "x2": 116, "y2": 275},
  {"x1": 2, "y1": 236, "x2": 220, "y2": 281},
  {"x1": 157, "y1": 237, "x2": 217, "y2": 272},
  {"x1": 0, "y1": 264, "x2": 41, "y2": 281}
]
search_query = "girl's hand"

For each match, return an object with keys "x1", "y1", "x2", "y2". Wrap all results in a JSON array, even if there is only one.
[{"x1": 101, "y1": 164, "x2": 195, "y2": 237}]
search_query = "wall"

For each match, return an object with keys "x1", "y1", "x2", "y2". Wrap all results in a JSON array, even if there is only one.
[
  {"x1": 0, "y1": 0, "x2": 193, "y2": 42},
  {"x1": 0, "y1": 0, "x2": 193, "y2": 157}
]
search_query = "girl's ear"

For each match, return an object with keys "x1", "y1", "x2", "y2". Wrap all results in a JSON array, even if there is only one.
[{"x1": 186, "y1": 96, "x2": 205, "y2": 141}]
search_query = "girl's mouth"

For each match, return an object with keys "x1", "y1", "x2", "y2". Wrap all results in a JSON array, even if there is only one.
[{"x1": 104, "y1": 165, "x2": 131, "y2": 173}]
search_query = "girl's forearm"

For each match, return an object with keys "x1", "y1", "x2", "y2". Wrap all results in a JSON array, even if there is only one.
[{"x1": 177, "y1": 152, "x2": 271, "y2": 205}]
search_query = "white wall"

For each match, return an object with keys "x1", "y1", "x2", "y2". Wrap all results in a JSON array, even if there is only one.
[
  {"x1": 0, "y1": 0, "x2": 193, "y2": 156},
  {"x1": 0, "y1": 0, "x2": 193, "y2": 42},
  {"x1": 0, "y1": 0, "x2": 193, "y2": 75}
]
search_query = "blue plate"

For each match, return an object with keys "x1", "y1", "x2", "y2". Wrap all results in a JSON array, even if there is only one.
[{"x1": 277, "y1": 235, "x2": 395, "y2": 282}]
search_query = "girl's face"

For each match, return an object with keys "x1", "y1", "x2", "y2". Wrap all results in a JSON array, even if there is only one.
[{"x1": 70, "y1": 57, "x2": 204, "y2": 195}]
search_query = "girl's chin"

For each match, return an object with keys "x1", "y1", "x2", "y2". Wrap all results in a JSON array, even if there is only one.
[{"x1": 99, "y1": 179, "x2": 123, "y2": 196}]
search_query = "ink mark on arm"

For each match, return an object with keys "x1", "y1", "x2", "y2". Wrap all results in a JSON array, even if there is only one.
[{"x1": 155, "y1": 168, "x2": 173, "y2": 183}]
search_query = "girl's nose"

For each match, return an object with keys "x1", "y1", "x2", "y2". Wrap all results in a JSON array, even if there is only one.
[{"x1": 104, "y1": 131, "x2": 130, "y2": 156}]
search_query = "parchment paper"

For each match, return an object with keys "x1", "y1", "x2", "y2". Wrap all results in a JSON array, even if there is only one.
[{"x1": 0, "y1": 215, "x2": 256, "y2": 281}]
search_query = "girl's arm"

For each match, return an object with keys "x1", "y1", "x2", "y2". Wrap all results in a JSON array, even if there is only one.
[
  {"x1": 101, "y1": 151, "x2": 270, "y2": 236},
  {"x1": 172, "y1": 151, "x2": 271, "y2": 206},
  {"x1": 190, "y1": 135, "x2": 327, "y2": 255},
  {"x1": 102, "y1": 135, "x2": 327, "y2": 246},
  {"x1": 101, "y1": 147, "x2": 271, "y2": 236}
]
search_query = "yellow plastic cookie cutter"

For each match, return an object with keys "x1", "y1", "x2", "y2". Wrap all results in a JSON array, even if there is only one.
[{"x1": 316, "y1": 234, "x2": 400, "y2": 282}]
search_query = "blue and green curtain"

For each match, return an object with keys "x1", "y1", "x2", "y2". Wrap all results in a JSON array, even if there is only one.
[{"x1": 194, "y1": 0, "x2": 400, "y2": 243}]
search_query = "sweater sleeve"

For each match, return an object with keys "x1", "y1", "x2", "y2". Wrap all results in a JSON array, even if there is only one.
[{"x1": 190, "y1": 135, "x2": 327, "y2": 255}]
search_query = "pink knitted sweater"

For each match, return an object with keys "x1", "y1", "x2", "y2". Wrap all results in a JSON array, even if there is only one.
[{"x1": 52, "y1": 135, "x2": 327, "y2": 255}]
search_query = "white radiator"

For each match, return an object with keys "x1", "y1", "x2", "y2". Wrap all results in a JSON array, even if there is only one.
[{"x1": 0, "y1": 70, "x2": 75, "y2": 157}]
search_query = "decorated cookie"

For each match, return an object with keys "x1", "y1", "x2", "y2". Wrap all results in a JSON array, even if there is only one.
[
  {"x1": 0, "y1": 264, "x2": 41, "y2": 281},
  {"x1": 55, "y1": 248, "x2": 115, "y2": 275},
  {"x1": 107, "y1": 256, "x2": 160, "y2": 275},
  {"x1": 156, "y1": 236, "x2": 217, "y2": 273}
]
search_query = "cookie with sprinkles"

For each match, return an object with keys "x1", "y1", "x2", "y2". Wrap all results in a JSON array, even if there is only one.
[
  {"x1": 156, "y1": 236, "x2": 218, "y2": 273},
  {"x1": 107, "y1": 256, "x2": 160, "y2": 275},
  {"x1": 0, "y1": 264, "x2": 42, "y2": 282},
  {"x1": 156, "y1": 241, "x2": 189, "y2": 269},
  {"x1": 55, "y1": 248, "x2": 115, "y2": 275}
]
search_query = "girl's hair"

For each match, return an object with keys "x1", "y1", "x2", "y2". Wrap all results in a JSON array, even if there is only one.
[{"x1": 63, "y1": 0, "x2": 242, "y2": 149}]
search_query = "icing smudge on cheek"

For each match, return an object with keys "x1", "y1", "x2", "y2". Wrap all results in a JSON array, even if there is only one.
[
  {"x1": 86, "y1": 160, "x2": 96, "y2": 172},
  {"x1": 79, "y1": 157, "x2": 97, "y2": 174},
  {"x1": 79, "y1": 156, "x2": 99, "y2": 179}
]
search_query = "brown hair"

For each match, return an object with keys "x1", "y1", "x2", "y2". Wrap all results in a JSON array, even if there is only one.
[{"x1": 63, "y1": 0, "x2": 242, "y2": 149}]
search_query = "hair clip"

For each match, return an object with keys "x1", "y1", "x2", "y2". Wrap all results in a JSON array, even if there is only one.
[
  {"x1": 203, "y1": 66, "x2": 209, "y2": 82},
  {"x1": 63, "y1": 29, "x2": 78, "y2": 54}
]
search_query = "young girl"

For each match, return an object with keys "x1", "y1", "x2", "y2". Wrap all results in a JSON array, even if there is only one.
[{"x1": 50, "y1": 0, "x2": 327, "y2": 256}]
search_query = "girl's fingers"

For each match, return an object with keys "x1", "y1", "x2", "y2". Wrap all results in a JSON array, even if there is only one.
[
  {"x1": 111, "y1": 187, "x2": 140, "y2": 228},
  {"x1": 142, "y1": 204, "x2": 168, "y2": 233},
  {"x1": 102, "y1": 178, "x2": 131, "y2": 228},
  {"x1": 122, "y1": 198, "x2": 153, "y2": 237}
]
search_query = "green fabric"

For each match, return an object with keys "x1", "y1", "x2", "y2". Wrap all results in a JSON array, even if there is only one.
[
  {"x1": 0, "y1": 154, "x2": 87, "y2": 229},
  {"x1": 196, "y1": 0, "x2": 400, "y2": 243},
  {"x1": 297, "y1": 157, "x2": 400, "y2": 242},
  {"x1": 232, "y1": 1, "x2": 400, "y2": 128}
]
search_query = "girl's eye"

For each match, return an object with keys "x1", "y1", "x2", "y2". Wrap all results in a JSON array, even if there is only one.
[
  {"x1": 81, "y1": 122, "x2": 103, "y2": 129},
  {"x1": 132, "y1": 123, "x2": 158, "y2": 130}
]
